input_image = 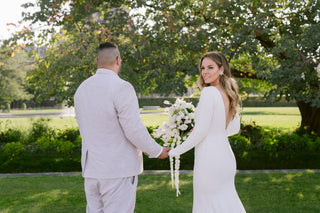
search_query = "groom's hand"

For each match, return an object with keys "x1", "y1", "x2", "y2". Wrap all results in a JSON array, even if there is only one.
[{"x1": 158, "y1": 147, "x2": 171, "y2": 159}]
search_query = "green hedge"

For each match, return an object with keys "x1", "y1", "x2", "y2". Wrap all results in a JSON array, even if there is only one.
[
  {"x1": 0, "y1": 119, "x2": 319, "y2": 173},
  {"x1": 241, "y1": 96, "x2": 297, "y2": 107},
  {"x1": 138, "y1": 96, "x2": 297, "y2": 108},
  {"x1": 142, "y1": 150, "x2": 320, "y2": 170},
  {"x1": 138, "y1": 97, "x2": 200, "y2": 108},
  {"x1": 143, "y1": 125, "x2": 320, "y2": 170}
]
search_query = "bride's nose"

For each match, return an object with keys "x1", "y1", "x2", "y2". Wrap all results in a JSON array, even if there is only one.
[{"x1": 202, "y1": 69, "x2": 209, "y2": 74}]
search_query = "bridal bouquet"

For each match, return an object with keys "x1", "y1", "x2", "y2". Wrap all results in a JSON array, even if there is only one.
[{"x1": 153, "y1": 98, "x2": 195, "y2": 196}]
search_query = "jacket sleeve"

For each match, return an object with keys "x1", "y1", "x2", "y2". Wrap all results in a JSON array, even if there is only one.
[
  {"x1": 169, "y1": 87, "x2": 216, "y2": 157},
  {"x1": 226, "y1": 114, "x2": 240, "y2": 136},
  {"x1": 114, "y1": 81, "x2": 162, "y2": 158}
]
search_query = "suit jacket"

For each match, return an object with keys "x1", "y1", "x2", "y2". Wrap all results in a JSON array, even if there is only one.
[{"x1": 74, "y1": 68, "x2": 162, "y2": 179}]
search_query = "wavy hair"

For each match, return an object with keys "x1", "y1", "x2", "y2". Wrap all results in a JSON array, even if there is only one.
[{"x1": 197, "y1": 51, "x2": 241, "y2": 118}]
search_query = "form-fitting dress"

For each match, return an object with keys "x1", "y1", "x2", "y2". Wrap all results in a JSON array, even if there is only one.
[{"x1": 169, "y1": 86, "x2": 246, "y2": 213}]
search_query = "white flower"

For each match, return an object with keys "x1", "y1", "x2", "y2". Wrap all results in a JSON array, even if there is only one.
[
  {"x1": 178, "y1": 124, "x2": 188, "y2": 131},
  {"x1": 164, "y1": 100, "x2": 171, "y2": 105},
  {"x1": 176, "y1": 115, "x2": 182, "y2": 123},
  {"x1": 178, "y1": 111, "x2": 184, "y2": 118}
]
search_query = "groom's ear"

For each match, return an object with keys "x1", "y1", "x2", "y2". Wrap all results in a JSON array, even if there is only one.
[
  {"x1": 116, "y1": 56, "x2": 121, "y2": 65},
  {"x1": 95, "y1": 57, "x2": 98, "y2": 63}
]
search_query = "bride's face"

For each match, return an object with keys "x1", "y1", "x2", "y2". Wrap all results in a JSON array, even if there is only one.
[{"x1": 200, "y1": 57, "x2": 222, "y2": 86}]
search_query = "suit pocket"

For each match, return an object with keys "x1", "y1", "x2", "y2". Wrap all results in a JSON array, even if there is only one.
[{"x1": 131, "y1": 176, "x2": 135, "y2": 184}]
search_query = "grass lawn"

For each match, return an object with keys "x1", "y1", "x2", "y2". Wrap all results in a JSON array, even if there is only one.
[
  {"x1": 0, "y1": 117, "x2": 78, "y2": 131},
  {"x1": 0, "y1": 171, "x2": 319, "y2": 213},
  {"x1": 241, "y1": 107, "x2": 301, "y2": 132},
  {"x1": 0, "y1": 107, "x2": 301, "y2": 132}
]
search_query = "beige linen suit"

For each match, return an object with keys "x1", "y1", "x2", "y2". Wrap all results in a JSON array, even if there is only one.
[{"x1": 74, "y1": 68, "x2": 162, "y2": 212}]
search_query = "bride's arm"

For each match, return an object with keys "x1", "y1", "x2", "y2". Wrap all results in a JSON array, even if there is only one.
[
  {"x1": 226, "y1": 114, "x2": 240, "y2": 136},
  {"x1": 169, "y1": 87, "x2": 217, "y2": 157}
]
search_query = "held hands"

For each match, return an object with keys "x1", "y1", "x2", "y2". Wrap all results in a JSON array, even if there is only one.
[{"x1": 158, "y1": 147, "x2": 171, "y2": 159}]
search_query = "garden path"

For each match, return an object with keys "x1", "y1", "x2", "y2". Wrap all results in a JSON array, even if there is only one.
[
  {"x1": 1, "y1": 169, "x2": 319, "y2": 178},
  {"x1": 0, "y1": 107, "x2": 164, "y2": 118}
]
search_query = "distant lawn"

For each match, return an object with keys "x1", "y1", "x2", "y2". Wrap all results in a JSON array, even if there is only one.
[
  {"x1": 0, "y1": 117, "x2": 78, "y2": 131},
  {"x1": 0, "y1": 171, "x2": 319, "y2": 213},
  {"x1": 0, "y1": 107, "x2": 300, "y2": 132},
  {"x1": 241, "y1": 107, "x2": 301, "y2": 132},
  {"x1": 140, "y1": 113, "x2": 169, "y2": 127}
]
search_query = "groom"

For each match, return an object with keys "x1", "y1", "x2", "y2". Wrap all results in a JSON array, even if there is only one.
[{"x1": 74, "y1": 42, "x2": 170, "y2": 213}]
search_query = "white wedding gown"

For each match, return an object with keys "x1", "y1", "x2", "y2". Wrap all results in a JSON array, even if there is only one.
[{"x1": 169, "y1": 86, "x2": 246, "y2": 213}]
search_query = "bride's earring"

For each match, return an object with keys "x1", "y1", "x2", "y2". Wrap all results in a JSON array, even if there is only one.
[{"x1": 219, "y1": 71, "x2": 223, "y2": 76}]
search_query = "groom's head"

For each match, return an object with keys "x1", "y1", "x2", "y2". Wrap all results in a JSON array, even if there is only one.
[{"x1": 96, "y1": 42, "x2": 121, "y2": 73}]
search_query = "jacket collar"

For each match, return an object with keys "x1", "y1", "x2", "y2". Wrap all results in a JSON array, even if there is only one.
[{"x1": 96, "y1": 68, "x2": 118, "y2": 77}]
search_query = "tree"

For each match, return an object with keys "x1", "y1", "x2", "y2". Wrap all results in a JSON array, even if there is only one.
[
  {"x1": 0, "y1": 46, "x2": 33, "y2": 106},
  {"x1": 222, "y1": 0, "x2": 320, "y2": 133},
  {"x1": 5, "y1": 0, "x2": 320, "y2": 133},
  {"x1": 133, "y1": 0, "x2": 320, "y2": 133}
]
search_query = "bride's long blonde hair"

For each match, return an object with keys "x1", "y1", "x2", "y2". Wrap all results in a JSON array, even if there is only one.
[{"x1": 197, "y1": 51, "x2": 241, "y2": 119}]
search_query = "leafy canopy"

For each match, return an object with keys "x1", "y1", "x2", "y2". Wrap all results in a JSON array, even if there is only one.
[{"x1": 3, "y1": 0, "x2": 319, "y2": 108}]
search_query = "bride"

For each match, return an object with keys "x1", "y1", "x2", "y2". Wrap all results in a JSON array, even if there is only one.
[{"x1": 169, "y1": 52, "x2": 246, "y2": 213}]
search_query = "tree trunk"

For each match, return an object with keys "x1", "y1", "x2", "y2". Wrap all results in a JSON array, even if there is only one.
[{"x1": 297, "y1": 101, "x2": 320, "y2": 135}]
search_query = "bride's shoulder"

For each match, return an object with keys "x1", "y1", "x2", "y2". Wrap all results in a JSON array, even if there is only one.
[{"x1": 201, "y1": 86, "x2": 220, "y2": 97}]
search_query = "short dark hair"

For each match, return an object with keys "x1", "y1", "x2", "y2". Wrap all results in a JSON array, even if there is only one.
[{"x1": 97, "y1": 42, "x2": 118, "y2": 52}]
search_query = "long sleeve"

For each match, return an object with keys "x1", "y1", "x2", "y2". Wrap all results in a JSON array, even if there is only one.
[
  {"x1": 114, "y1": 81, "x2": 162, "y2": 158},
  {"x1": 226, "y1": 114, "x2": 240, "y2": 136},
  {"x1": 169, "y1": 87, "x2": 216, "y2": 157}
]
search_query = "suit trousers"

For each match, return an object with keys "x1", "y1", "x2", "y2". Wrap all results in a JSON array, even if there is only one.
[{"x1": 85, "y1": 176, "x2": 138, "y2": 213}]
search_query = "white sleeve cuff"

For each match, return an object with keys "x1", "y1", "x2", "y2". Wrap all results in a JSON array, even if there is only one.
[{"x1": 154, "y1": 147, "x2": 163, "y2": 158}]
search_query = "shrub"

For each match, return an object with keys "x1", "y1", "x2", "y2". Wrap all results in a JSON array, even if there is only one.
[
  {"x1": 28, "y1": 118, "x2": 55, "y2": 142},
  {"x1": 56, "y1": 140, "x2": 76, "y2": 155},
  {"x1": 5, "y1": 103, "x2": 11, "y2": 112},
  {"x1": 306, "y1": 136, "x2": 320, "y2": 152},
  {"x1": 0, "y1": 128, "x2": 24, "y2": 144},
  {"x1": 35, "y1": 136, "x2": 57, "y2": 153},
  {"x1": 261, "y1": 134, "x2": 278, "y2": 151},
  {"x1": 57, "y1": 128, "x2": 80, "y2": 142},
  {"x1": 240, "y1": 121, "x2": 263, "y2": 148},
  {"x1": 74, "y1": 135, "x2": 82, "y2": 147},
  {"x1": 229, "y1": 135, "x2": 251, "y2": 157},
  {"x1": 2, "y1": 142, "x2": 25, "y2": 158},
  {"x1": 277, "y1": 133, "x2": 310, "y2": 151},
  {"x1": 22, "y1": 103, "x2": 27, "y2": 110},
  {"x1": 294, "y1": 125, "x2": 319, "y2": 137},
  {"x1": 1, "y1": 122, "x2": 320, "y2": 173}
]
